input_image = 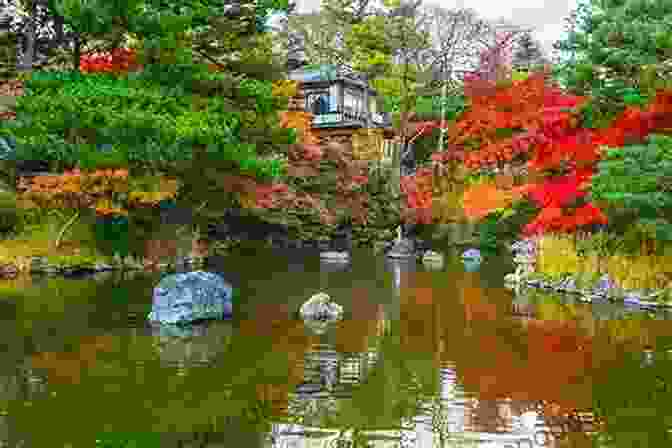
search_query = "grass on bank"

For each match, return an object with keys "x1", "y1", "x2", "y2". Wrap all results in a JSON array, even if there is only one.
[
  {"x1": 536, "y1": 233, "x2": 672, "y2": 292},
  {"x1": 0, "y1": 198, "x2": 117, "y2": 272}
]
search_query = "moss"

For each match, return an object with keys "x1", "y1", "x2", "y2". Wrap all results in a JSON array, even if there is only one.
[
  {"x1": 0, "y1": 215, "x2": 114, "y2": 273},
  {"x1": 0, "y1": 190, "x2": 18, "y2": 234},
  {"x1": 44, "y1": 252, "x2": 99, "y2": 268}
]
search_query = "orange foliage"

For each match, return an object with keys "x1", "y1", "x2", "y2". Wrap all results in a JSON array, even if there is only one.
[
  {"x1": 239, "y1": 302, "x2": 317, "y2": 417},
  {"x1": 335, "y1": 289, "x2": 385, "y2": 353},
  {"x1": 20, "y1": 169, "x2": 183, "y2": 219},
  {"x1": 399, "y1": 273, "x2": 445, "y2": 358},
  {"x1": 279, "y1": 110, "x2": 320, "y2": 146},
  {"x1": 30, "y1": 335, "x2": 116, "y2": 385},
  {"x1": 461, "y1": 181, "x2": 531, "y2": 221},
  {"x1": 400, "y1": 168, "x2": 434, "y2": 225},
  {"x1": 20, "y1": 169, "x2": 128, "y2": 216}
]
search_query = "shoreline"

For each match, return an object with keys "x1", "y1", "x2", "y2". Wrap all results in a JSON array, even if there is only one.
[{"x1": 506, "y1": 239, "x2": 672, "y2": 310}]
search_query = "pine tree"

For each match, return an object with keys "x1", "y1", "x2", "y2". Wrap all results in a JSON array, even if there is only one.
[{"x1": 3, "y1": 0, "x2": 296, "y2": 233}]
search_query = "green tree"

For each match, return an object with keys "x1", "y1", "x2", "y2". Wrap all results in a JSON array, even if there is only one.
[
  {"x1": 553, "y1": 0, "x2": 672, "y2": 121},
  {"x1": 343, "y1": 0, "x2": 430, "y2": 146},
  {"x1": 4, "y1": 0, "x2": 296, "y2": 236}
]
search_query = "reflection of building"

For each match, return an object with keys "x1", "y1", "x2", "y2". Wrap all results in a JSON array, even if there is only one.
[
  {"x1": 294, "y1": 344, "x2": 382, "y2": 402},
  {"x1": 411, "y1": 364, "x2": 553, "y2": 448},
  {"x1": 268, "y1": 362, "x2": 555, "y2": 448},
  {"x1": 242, "y1": 298, "x2": 389, "y2": 422}
]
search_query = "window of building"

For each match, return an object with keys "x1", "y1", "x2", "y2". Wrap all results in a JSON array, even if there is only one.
[
  {"x1": 344, "y1": 87, "x2": 363, "y2": 114},
  {"x1": 312, "y1": 95, "x2": 329, "y2": 115},
  {"x1": 307, "y1": 91, "x2": 330, "y2": 115}
]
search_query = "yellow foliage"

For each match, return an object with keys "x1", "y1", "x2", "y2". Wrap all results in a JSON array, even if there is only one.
[
  {"x1": 431, "y1": 189, "x2": 464, "y2": 224},
  {"x1": 272, "y1": 80, "x2": 298, "y2": 98},
  {"x1": 127, "y1": 176, "x2": 179, "y2": 207},
  {"x1": 94, "y1": 198, "x2": 128, "y2": 217},
  {"x1": 238, "y1": 191, "x2": 256, "y2": 209},
  {"x1": 537, "y1": 234, "x2": 672, "y2": 290},
  {"x1": 537, "y1": 235, "x2": 583, "y2": 278}
]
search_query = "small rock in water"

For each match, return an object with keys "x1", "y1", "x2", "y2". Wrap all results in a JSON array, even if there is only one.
[
  {"x1": 386, "y1": 238, "x2": 415, "y2": 259},
  {"x1": 461, "y1": 248, "x2": 482, "y2": 263},
  {"x1": 422, "y1": 250, "x2": 444, "y2": 269},
  {"x1": 563, "y1": 277, "x2": 578, "y2": 293},
  {"x1": 461, "y1": 248, "x2": 482, "y2": 271},
  {"x1": 579, "y1": 295, "x2": 594, "y2": 303},
  {"x1": 320, "y1": 251, "x2": 350, "y2": 262},
  {"x1": 594, "y1": 274, "x2": 617, "y2": 295},
  {"x1": 527, "y1": 279, "x2": 543, "y2": 288},
  {"x1": 623, "y1": 292, "x2": 643, "y2": 306},
  {"x1": 299, "y1": 292, "x2": 343, "y2": 334},
  {"x1": 94, "y1": 263, "x2": 114, "y2": 272},
  {"x1": 422, "y1": 250, "x2": 444, "y2": 262},
  {"x1": 504, "y1": 272, "x2": 519, "y2": 283}
]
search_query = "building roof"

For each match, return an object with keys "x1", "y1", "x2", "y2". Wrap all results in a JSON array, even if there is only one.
[{"x1": 288, "y1": 63, "x2": 378, "y2": 94}]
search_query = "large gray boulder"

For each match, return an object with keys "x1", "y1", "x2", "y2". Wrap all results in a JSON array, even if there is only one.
[{"x1": 147, "y1": 271, "x2": 233, "y2": 325}]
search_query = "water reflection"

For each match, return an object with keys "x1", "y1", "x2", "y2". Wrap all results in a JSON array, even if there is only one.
[{"x1": 0, "y1": 252, "x2": 669, "y2": 446}]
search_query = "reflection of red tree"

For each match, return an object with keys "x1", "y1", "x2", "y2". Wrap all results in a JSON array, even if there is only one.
[
  {"x1": 30, "y1": 335, "x2": 116, "y2": 385},
  {"x1": 335, "y1": 288, "x2": 384, "y2": 353},
  {"x1": 239, "y1": 302, "x2": 316, "y2": 417},
  {"x1": 427, "y1": 270, "x2": 596, "y2": 415},
  {"x1": 400, "y1": 276, "x2": 441, "y2": 358},
  {"x1": 457, "y1": 316, "x2": 594, "y2": 415}
]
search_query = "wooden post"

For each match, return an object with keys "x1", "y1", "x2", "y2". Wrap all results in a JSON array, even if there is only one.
[{"x1": 390, "y1": 139, "x2": 402, "y2": 198}]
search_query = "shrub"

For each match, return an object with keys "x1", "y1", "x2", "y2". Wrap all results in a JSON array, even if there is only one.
[
  {"x1": 590, "y1": 133, "x2": 672, "y2": 253},
  {"x1": 0, "y1": 69, "x2": 288, "y2": 179}
]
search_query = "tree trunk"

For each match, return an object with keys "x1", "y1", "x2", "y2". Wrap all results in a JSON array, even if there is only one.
[{"x1": 72, "y1": 33, "x2": 81, "y2": 72}]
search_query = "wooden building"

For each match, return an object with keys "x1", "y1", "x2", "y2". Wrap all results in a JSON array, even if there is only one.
[{"x1": 287, "y1": 63, "x2": 399, "y2": 162}]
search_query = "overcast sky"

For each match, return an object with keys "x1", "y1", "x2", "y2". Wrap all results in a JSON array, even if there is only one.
[{"x1": 289, "y1": 0, "x2": 579, "y2": 58}]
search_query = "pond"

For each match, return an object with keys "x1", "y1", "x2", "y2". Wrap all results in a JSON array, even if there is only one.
[{"x1": 0, "y1": 247, "x2": 670, "y2": 447}]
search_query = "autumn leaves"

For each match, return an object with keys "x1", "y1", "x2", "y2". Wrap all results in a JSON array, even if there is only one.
[
  {"x1": 401, "y1": 70, "x2": 672, "y2": 238},
  {"x1": 18, "y1": 169, "x2": 179, "y2": 218}
]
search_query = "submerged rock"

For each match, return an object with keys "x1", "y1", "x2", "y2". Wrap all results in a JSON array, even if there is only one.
[
  {"x1": 147, "y1": 271, "x2": 233, "y2": 325},
  {"x1": 422, "y1": 250, "x2": 444, "y2": 269},
  {"x1": 510, "y1": 239, "x2": 538, "y2": 258}
]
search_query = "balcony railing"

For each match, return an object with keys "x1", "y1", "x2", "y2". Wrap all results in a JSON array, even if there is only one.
[{"x1": 312, "y1": 107, "x2": 391, "y2": 128}]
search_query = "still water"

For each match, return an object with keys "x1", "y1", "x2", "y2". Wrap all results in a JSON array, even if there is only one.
[{"x1": 0, "y1": 247, "x2": 670, "y2": 447}]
